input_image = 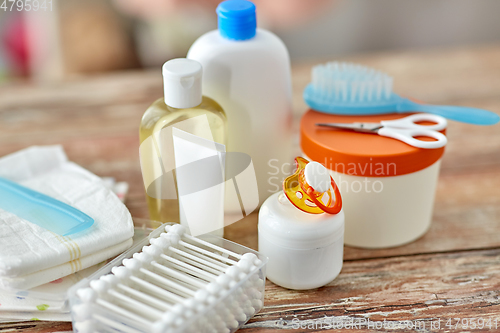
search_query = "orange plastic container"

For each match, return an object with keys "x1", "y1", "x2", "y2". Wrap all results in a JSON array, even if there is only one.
[{"x1": 300, "y1": 110, "x2": 446, "y2": 248}]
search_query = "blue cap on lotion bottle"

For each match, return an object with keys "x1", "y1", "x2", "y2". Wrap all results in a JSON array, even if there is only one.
[{"x1": 216, "y1": 0, "x2": 256, "y2": 40}]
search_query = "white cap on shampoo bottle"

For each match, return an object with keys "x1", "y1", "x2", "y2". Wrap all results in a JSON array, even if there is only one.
[{"x1": 162, "y1": 58, "x2": 202, "y2": 109}]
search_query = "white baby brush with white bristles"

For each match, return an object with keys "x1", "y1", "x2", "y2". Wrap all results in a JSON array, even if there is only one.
[{"x1": 70, "y1": 223, "x2": 267, "y2": 333}]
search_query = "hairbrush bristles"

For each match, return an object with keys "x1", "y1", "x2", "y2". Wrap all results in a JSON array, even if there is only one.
[{"x1": 311, "y1": 62, "x2": 393, "y2": 103}]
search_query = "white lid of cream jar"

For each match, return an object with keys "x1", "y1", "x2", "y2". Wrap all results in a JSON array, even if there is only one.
[{"x1": 258, "y1": 192, "x2": 344, "y2": 250}]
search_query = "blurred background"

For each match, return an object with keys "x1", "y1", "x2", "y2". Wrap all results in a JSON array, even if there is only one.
[{"x1": 0, "y1": 0, "x2": 500, "y2": 82}]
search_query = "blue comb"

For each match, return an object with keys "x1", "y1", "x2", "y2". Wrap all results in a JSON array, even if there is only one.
[
  {"x1": 0, "y1": 177, "x2": 94, "y2": 236},
  {"x1": 304, "y1": 62, "x2": 499, "y2": 126}
]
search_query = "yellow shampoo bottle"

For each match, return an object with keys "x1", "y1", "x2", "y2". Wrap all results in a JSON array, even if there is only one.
[{"x1": 139, "y1": 58, "x2": 226, "y2": 224}]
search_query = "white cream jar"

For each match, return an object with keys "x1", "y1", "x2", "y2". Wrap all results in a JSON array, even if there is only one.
[
  {"x1": 258, "y1": 159, "x2": 344, "y2": 290},
  {"x1": 301, "y1": 111, "x2": 446, "y2": 248}
]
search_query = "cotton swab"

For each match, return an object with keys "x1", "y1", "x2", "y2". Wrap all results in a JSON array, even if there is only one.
[
  {"x1": 90, "y1": 279, "x2": 158, "y2": 321},
  {"x1": 92, "y1": 314, "x2": 144, "y2": 333},
  {"x1": 117, "y1": 283, "x2": 172, "y2": 311},
  {"x1": 166, "y1": 224, "x2": 241, "y2": 259},
  {"x1": 114, "y1": 265, "x2": 188, "y2": 303}
]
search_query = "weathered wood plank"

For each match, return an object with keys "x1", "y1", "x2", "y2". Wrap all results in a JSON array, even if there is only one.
[
  {"x1": 241, "y1": 248, "x2": 500, "y2": 332},
  {"x1": 0, "y1": 321, "x2": 71, "y2": 332}
]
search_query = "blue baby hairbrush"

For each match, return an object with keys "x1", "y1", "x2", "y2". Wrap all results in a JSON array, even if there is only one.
[{"x1": 303, "y1": 62, "x2": 499, "y2": 126}]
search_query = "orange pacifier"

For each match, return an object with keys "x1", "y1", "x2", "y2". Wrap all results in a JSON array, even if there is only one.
[{"x1": 283, "y1": 157, "x2": 342, "y2": 214}]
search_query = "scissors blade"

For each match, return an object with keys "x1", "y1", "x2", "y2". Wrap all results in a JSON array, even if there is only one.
[{"x1": 316, "y1": 122, "x2": 383, "y2": 133}]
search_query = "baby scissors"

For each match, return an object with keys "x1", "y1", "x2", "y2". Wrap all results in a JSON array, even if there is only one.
[{"x1": 316, "y1": 113, "x2": 447, "y2": 149}]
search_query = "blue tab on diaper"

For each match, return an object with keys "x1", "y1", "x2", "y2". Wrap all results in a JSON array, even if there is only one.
[{"x1": 0, "y1": 177, "x2": 94, "y2": 236}]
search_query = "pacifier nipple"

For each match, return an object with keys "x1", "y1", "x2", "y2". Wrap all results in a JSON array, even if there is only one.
[
  {"x1": 304, "y1": 162, "x2": 331, "y2": 194},
  {"x1": 283, "y1": 157, "x2": 342, "y2": 214}
]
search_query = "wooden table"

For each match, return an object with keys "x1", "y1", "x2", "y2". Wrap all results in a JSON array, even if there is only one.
[{"x1": 1, "y1": 45, "x2": 499, "y2": 332}]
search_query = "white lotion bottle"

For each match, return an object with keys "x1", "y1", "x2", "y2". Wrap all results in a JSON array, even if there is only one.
[{"x1": 187, "y1": 0, "x2": 293, "y2": 207}]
